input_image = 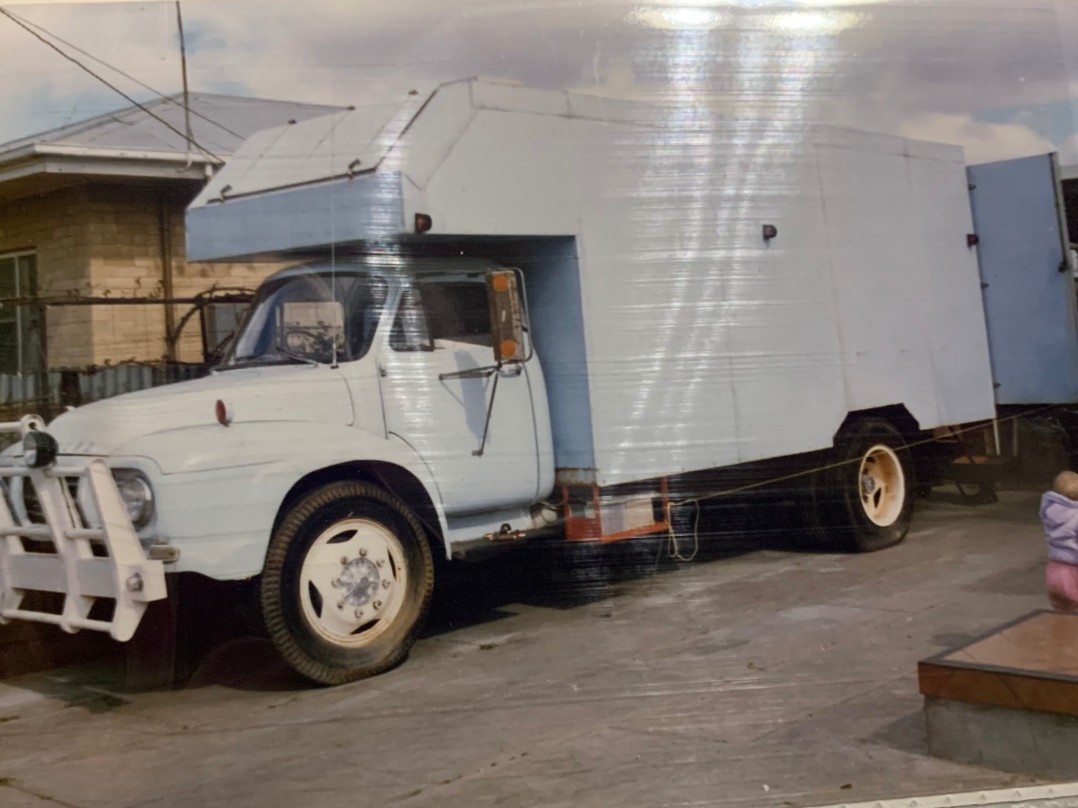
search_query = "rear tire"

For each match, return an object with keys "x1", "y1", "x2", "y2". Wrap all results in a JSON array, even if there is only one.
[
  {"x1": 261, "y1": 481, "x2": 434, "y2": 686},
  {"x1": 807, "y1": 418, "x2": 913, "y2": 553}
]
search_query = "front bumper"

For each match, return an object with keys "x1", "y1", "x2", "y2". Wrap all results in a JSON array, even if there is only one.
[{"x1": 0, "y1": 417, "x2": 167, "y2": 641}]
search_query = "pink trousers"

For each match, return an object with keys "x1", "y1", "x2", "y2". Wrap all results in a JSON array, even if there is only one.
[{"x1": 1047, "y1": 561, "x2": 1078, "y2": 613}]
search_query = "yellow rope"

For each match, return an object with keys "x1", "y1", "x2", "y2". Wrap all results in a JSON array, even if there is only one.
[{"x1": 659, "y1": 404, "x2": 1068, "y2": 561}]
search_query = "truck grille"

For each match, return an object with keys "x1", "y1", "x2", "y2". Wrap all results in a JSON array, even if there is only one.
[{"x1": 6, "y1": 476, "x2": 83, "y2": 526}]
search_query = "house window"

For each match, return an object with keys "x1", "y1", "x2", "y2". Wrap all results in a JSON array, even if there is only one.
[{"x1": 0, "y1": 252, "x2": 42, "y2": 375}]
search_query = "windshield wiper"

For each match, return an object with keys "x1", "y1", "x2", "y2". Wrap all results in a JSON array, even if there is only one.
[
  {"x1": 273, "y1": 346, "x2": 321, "y2": 367},
  {"x1": 224, "y1": 349, "x2": 320, "y2": 368}
]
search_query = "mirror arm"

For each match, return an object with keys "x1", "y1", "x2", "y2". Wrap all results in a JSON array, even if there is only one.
[
  {"x1": 471, "y1": 364, "x2": 502, "y2": 457},
  {"x1": 439, "y1": 364, "x2": 500, "y2": 381}
]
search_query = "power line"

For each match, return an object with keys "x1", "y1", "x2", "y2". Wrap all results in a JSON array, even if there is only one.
[
  {"x1": 0, "y1": 5, "x2": 243, "y2": 140},
  {"x1": 0, "y1": 5, "x2": 223, "y2": 161}
]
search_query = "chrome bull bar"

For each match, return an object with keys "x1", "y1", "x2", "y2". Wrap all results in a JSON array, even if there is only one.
[{"x1": 0, "y1": 416, "x2": 166, "y2": 641}]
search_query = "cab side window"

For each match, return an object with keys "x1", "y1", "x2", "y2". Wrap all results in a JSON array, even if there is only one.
[{"x1": 424, "y1": 282, "x2": 492, "y2": 347}]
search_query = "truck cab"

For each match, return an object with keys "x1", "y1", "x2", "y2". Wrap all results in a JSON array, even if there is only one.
[
  {"x1": 0, "y1": 255, "x2": 555, "y2": 685},
  {"x1": 222, "y1": 257, "x2": 554, "y2": 516}
]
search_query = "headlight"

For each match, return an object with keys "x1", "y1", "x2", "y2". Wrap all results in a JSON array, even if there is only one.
[
  {"x1": 113, "y1": 471, "x2": 155, "y2": 528},
  {"x1": 22, "y1": 431, "x2": 58, "y2": 469}
]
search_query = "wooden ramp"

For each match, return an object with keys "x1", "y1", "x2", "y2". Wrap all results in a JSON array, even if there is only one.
[{"x1": 919, "y1": 611, "x2": 1078, "y2": 779}]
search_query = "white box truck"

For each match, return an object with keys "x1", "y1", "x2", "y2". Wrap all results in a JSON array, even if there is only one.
[{"x1": 0, "y1": 80, "x2": 1072, "y2": 685}]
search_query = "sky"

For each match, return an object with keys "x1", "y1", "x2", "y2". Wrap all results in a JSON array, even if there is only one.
[{"x1": 1, "y1": 0, "x2": 1078, "y2": 165}]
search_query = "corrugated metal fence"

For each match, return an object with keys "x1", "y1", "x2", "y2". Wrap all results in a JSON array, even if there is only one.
[{"x1": 0, "y1": 363, "x2": 207, "y2": 415}]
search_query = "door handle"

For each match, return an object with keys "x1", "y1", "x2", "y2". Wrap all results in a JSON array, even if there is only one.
[
  {"x1": 501, "y1": 364, "x2": 523, "y2": 377},
  {"x1": 378, "y1": 365, "x2": 388, "y2": 377}
]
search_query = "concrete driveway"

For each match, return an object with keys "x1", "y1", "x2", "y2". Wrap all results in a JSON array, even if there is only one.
[{"x1": 0, "y1": 490, "x2": 1057, "y2": 808}]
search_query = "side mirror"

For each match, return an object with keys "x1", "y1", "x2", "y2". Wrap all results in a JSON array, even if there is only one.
[{"x1": 486, "y1": 270, "x2": 527, "y2": 363}]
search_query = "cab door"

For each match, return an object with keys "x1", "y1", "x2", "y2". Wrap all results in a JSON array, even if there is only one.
[{"x1": 377, "y1": 277, "x2": 541, "y2": 514}]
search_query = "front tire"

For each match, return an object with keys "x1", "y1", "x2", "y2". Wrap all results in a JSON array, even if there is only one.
[
  {"x1": 808, "y1": 418, "x2": 913, "y2": 553},
  {"x1": 261, "y1": 481, "x2": 434, "y2": 686}
]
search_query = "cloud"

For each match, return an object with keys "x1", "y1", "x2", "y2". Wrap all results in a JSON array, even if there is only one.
[
  {"x1": 1059, "y1": 131, "x2": 1078, "y2": 165},
  {"x1": 899, "y1": 112, "x2": 1055, "y2": 164},
  {"x1": 0, "y1": 0, "x2": 1075, "y2": 156},
  {"x1": 0, "y1": 3, "x2": 185, "y2": 142}
]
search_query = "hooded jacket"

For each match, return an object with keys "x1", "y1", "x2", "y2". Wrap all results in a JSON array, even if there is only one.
[{"x1": 1041, "y1": 491, "x2": 1078, "y2": 565}]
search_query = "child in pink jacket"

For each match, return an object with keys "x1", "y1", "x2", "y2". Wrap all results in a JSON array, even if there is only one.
[{"x1": 1041, "y1": 471, "x2": 1078, "y2": 613}]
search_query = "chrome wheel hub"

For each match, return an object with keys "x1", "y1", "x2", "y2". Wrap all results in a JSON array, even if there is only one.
[
  {"x1": 861, "y1": 474, "x2": 877, "y2": 496},
  {"x1": 335, "y1": 557, "x2": 383, "y2": 609}
]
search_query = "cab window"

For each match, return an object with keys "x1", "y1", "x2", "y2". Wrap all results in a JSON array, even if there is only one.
[
  {"x1": 424, "y1": 282, "x2": 492, "y2": 347},
  {"x1": 390, "y1": 288, "x2": 432, "y2": 352}
]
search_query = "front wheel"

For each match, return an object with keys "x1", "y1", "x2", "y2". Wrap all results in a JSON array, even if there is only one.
[
  {"x1": 807, "y1": 418, "x2": 914, "y2": 553},
  {"x1": 261, "y1": 481, "x2": 434, "y2": 686}
]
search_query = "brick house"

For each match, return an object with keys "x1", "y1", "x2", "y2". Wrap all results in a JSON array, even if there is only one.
[{"x1": 0, "y1": 93, "x2": 341, "y2": 377}]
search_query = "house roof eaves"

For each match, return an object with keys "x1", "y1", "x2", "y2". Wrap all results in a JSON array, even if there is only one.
[
  {"x1": 0, "y1": 150, "x2": 213, "y2": 190},
  {"x1": 0, "y1": 143, "x2": 218, "y2": 187},
  {"x1": 3, "y1": 142, "x2": 221, "y2": 167}
]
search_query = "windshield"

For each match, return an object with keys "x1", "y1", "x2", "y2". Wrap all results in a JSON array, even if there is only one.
[{"x1": 224, "y1": 271, "x2": 389, "y2": 368}]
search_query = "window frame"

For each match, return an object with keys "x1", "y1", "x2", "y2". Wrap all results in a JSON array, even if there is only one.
[
  {"x1": 0, "y1": 250, "x2": 40, "y2": 376},
  {"x1": 419, "y1": 279, "x2": 494, "y2": 349}
]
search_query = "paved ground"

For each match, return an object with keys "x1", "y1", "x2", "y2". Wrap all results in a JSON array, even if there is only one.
[{"x1": 0, "y1": 490, "x2": 1062, "y2": 808}]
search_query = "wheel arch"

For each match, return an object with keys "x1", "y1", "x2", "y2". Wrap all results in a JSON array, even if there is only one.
[
  {"x1": 837, "y1": 405, "x2": 936, "y2": 490},
  {"x1": 836, "y1": 405, "x2": 922, "y2": 443},
  {"x1": 274, "y1": 461, "x2": 449, "y2": 561}
]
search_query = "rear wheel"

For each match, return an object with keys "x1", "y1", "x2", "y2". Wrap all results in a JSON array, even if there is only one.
[
  {"x1": 808, "y1": 418, "x2": 913, "y2": 552},
  {"x1": 261, "y1": 481, "x2": 434, "y2": 686}
]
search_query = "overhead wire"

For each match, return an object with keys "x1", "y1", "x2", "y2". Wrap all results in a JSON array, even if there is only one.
[
  {"x1": 0, "y1": 5, "x2": 224, "y2": 161},
  {"x1": 1, "y1": 6, "x2": 243, "y2": 140}
]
